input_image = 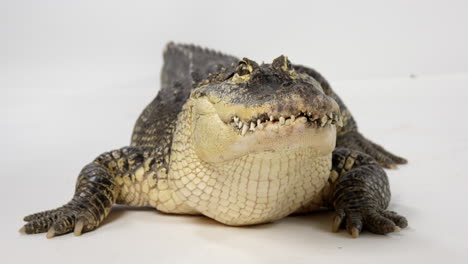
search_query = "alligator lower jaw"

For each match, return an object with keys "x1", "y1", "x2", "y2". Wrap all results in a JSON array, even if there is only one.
[{"x1": 224, "y1": 120, "x2": 336, "y2": 159}]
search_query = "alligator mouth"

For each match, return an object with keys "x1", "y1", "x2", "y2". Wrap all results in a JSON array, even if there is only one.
[
  {"x1": 190, "y1": 98, "x2": 340, "y2": 163},
  {"x1": 228, "y1": 111, "x2": 343, "y2": 136}
]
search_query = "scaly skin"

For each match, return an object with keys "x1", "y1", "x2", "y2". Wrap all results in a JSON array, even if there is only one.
[
  {"x1": 22, "y1": 147, "x2": 149, "y2": 237},
  {"x1": 167, "y1": 103, "x2": 334, "y2": 225},
  {"x1": 327, "y1": 148, "x2": 408, "y2": 237},
  {"x1": 21, "y1": 42, "x2": 408, "y2": 238}
]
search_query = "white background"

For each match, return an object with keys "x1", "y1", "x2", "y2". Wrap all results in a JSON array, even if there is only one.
[{"x1": 2, "y1": 0, "x2": 468, "y2": 263}]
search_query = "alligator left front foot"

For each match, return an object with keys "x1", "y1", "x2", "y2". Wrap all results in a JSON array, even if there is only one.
[
  {"x1": 329, "y1": 148, "x2": 408, "y2": 238},
  {"x1": 332, "y1": 207, "x2": 408, "y2": 238}
]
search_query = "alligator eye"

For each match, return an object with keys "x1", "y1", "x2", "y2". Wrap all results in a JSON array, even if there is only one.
[
  {"x1": 231, "y1": 58, "x2": 257, "y2": 83},
  {"x1": 272, "y1": 55, "x2": 294, "y2": 72},
  {"x1": 236, "y1": 60, "x2": 252, "y2": 76}
]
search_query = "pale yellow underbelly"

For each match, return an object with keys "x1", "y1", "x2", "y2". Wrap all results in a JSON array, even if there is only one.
[{"x1": 165, "y1": 147, "x2": 332, "y2": 225}]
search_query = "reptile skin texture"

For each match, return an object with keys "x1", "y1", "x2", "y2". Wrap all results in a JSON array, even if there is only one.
[{"x1": 21, "y1": 43, "x2": 408, "y2": 238}]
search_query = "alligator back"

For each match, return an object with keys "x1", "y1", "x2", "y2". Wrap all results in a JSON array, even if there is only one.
[{"x1": 130, "y1": 43, "x2": 238, "y2": 149}]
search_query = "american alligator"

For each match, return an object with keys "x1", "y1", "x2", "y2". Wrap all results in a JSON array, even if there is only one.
[{"x1": 20, "y1": 43, "x2": 408, "y2": 238}]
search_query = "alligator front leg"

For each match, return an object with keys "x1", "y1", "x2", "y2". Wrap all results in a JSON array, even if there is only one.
[
  {"x1": 20, "y1": 146, "x2": 151, "y2": 238},
  {"x1": 326, "y1": 148, "x2": 408, "y2": 238}
]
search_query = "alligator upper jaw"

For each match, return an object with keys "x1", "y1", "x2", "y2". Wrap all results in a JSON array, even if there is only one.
[{"x1": 207, "y1": 93, "x2": 342, "y2": 135}]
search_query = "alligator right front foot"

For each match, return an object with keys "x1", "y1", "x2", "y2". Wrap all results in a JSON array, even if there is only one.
[
  {"x1": 20, "y1": 161, "x2": 120, "y2": 238},
  {"x1": 21, "y1": 200, "x2": 101, "y2": 238}
]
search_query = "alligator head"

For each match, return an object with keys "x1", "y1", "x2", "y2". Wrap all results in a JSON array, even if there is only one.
[{"x1": 188, "y1": 56, "x2": 341, "y2": 163}]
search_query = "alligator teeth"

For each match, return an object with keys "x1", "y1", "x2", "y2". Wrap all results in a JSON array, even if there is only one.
[
  {"x1": 250, "y1": 122, "x2": 256, "y2": 131},
  {"x1": 321, "y1": 118, "x2": 327, "y2": 127},
  {"x1": 241, "y1": 123, "x2": 248, "y2": 136},
  {"x1": 337, "y1": 118, "x2": 343, "y2": 127},
  {"x1": 332, "y1": 115, "x2": 340, "y2": 125},
  {"x1": 256, "y1": 119, "x2": 264, "y2": 130},
  {"x1": 231, "y1": 111, "x2": 340, "y2": 134},
  {"x1": 279, "y1": 116, "x2": 285, "y2": 125},
  {"x1": 297, "y1": 116, "x2": 307, "y2": 123}
]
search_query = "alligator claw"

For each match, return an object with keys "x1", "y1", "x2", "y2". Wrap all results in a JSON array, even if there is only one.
[
  {"x1": 74, "y1": 220, "x2": 84, "y2": 236},
  {"x1": 332, "y1": 207, "x2": 408, "y2": 238},
  {"x1": 21, "y1": 204, "x2": 98, "y2": 238},
  {"x1": 46, "y1": 227, "x2": 56, "y2": 239}
]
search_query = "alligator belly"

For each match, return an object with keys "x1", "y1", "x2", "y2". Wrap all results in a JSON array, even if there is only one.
[{"x1": 170, "y1": 149, "x2": 332, "y2": 226}]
